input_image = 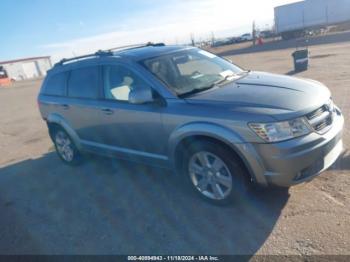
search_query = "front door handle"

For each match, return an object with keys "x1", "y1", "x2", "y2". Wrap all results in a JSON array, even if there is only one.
[{"x1": 101, "y1": 108, "x2": 114, "y2": 115}]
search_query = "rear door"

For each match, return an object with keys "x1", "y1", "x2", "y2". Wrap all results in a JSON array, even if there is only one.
[{"x1": 64, "y1": 65, "x2": 106, "y2": 144}]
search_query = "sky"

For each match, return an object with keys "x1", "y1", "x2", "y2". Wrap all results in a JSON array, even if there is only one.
[{"x1": 1, "y1": 0, "x2": 299, "y2": 62}]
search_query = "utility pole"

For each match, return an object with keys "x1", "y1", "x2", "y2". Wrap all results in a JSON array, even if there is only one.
[
  {"x1": 211, "y1": 31, "x2": 215, "y2": 47},
  {"x1": 190, "y1": 33, "x2": 195, "y2": 46},
  {"x1": 252, "y1": 20, "x2": 256, "y2": 46}
]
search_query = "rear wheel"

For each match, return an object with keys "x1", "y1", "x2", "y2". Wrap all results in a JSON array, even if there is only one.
[
  {"x1": 53, "y1": 128, "x2": 82, "y2": 165},
  {"x1": 183, "y1": 141, "x2": 250, "y2": 205}
]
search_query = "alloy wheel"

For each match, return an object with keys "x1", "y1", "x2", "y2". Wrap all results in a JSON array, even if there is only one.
[
  {"x1": 188, "y1": 151, "x2": 233, "y2": 200},
  {"x1": 55, "y1": 131, "x2": 74, "y2": 162}
]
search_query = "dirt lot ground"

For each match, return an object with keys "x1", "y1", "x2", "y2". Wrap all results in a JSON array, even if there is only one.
[{"x1": 0, "y1": 35, "x2": 349, "y2": 255}]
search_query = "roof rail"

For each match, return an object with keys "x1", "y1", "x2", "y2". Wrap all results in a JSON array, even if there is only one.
[
  {"x1": 55, "y1": 49, "x2": 113, "y2": 66},
  {"x1": 107, "y1": 42, "x2": 165, "y2": 52},
  {"x1": 54, "y1": 42, "x2": 165, "y2": 66}
]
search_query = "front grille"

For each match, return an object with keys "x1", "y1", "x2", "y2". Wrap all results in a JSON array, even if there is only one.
[
  {"x1": 314, "y1": 116, "x2": 332, "y2": 131},
  {"x1": 307, "y1": 105, "x2": 326, "y2": 119},
  {"x1": 306, "y1": 104, "x2": 333, "y2": 134}
]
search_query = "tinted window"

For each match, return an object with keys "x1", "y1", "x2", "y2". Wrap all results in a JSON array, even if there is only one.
[
  {"x1": 103, "y1": 65, "x2": 151, "y2": 102},
  {"x1": 43, "y1": 73, "x2": 67, "y2": 96},
  {"x1": 68, "y1": 66, "x2": 99, "y2": 99}
]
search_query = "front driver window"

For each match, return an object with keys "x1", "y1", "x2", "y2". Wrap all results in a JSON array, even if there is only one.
[{"x1": 103, "y1": 65, "x2": 150, "y2": 102}]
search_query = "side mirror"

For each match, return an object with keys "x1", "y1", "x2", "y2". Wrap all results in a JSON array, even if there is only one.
[{"x1": 129, "y1": 86, "x2": 154, "y2": 104}]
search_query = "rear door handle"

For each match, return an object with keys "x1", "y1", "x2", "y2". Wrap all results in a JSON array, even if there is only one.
[
  {"x1": 61, "y1": 104, "x2": 69, "y2": 110},
  {"x1": 101, "y1": 108, "x2": 114, "y2": 115}
]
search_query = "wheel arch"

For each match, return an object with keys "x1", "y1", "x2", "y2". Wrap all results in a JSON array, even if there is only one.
[
  {"x1": 46, "y1": 113, "x2": 82, "y2": 150},
  {"x1": 169, "y1": 122, "x2": 256, "y2": 182}
]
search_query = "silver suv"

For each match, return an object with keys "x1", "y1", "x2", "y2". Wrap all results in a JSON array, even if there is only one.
[{"x1": 38, "y1": 44, "x2": 344, "y2": 204}]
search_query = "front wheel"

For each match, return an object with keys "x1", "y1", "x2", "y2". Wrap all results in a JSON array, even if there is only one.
[{"x1": 183, "y1": 141, "x2": 250, "y2": 205}]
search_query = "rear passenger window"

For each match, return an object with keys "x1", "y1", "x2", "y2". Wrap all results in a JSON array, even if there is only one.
[
  {"x1": 43, "y1": 73, "x2": 67, "y2": 96},
  {"x1": 68, "y1": 66, "x2": 99, "y2": 99}
]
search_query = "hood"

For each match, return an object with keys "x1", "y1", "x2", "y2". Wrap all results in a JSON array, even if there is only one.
[{"x1": 185, "y1": 71, "x2": 330, "y2": 120}]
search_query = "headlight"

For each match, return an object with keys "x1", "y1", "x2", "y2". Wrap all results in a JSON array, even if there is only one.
[{"x1": 249, "y1": 117, "x2": 311, "y2": 143}]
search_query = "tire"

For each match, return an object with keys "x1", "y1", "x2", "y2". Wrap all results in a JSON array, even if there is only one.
[
  {"x1": 182, "y1": 141, "x2": 250, "y2": 205},
  {"x1": 52, "y1": 127, "x2": 83, "y2": 166}
]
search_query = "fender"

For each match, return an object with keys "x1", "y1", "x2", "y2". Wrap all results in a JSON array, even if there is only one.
[
  {"x1": 168, "y1": 121, "x2": 245, "y2": 162},
  {"x1": 46, "y1": 113, "x2": 83, "y2": 150},
  {"x1": 168, "y1": 121, "x2": 267, "y2": 185}
]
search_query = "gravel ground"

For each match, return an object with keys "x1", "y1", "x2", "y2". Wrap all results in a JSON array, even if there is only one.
[{"x1": 0, "y1": 35, "x2": 349, "y2": 255}]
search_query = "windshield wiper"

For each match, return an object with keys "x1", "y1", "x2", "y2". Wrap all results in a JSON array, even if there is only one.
[
  {"x1": 213, "y1": 74, "x2": 236, "y2": 86},
  {"x1": 178, "y1": 85, "x2": 217, "y2": 98},
  {"x1": 178, "y1": 75, "x2": 236, "y2": 98}
]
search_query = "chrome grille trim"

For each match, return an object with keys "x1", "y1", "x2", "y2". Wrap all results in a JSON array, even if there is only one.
[
  {"x1": 308, "y1": 111, "x2": 330, "y2": 126},
  {"x1": 306, "y1": 104, "x2": 333, "y2": 134},
  {"x1": 306, "y1": 106, "x2": 326, "y2": 120}
]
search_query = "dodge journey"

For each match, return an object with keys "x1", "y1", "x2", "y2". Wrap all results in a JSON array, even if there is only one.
[{"x1": 38, "y1": 43, "x2": 344, "y2": 204}]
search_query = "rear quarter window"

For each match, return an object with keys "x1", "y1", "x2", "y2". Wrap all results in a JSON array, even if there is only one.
[{"x1": 42, "y1": 73, "x2": 67, "y2": 96}]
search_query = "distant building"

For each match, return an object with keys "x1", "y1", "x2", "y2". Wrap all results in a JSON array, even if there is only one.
[{"x1": 0, "y1": 56, "x2": 51, "y2": 81}]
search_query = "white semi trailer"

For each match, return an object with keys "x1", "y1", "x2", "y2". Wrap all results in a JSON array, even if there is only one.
[{"x1": 275, "y1": 0, "x2": 350, "y2": 40}]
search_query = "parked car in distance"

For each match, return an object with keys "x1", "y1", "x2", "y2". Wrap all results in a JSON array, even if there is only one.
[
  {"x1": 240, "y1": 33, "x2": 253, "y2": 41},
  {"x1": 212, "y1": 37, "x2": 235, "y2": 47},
  {"x1": 211, "y1": 39, "x2": 226, "y2": 47},
  {"x1": 259, "y1": 30, "x2": 276, "y2": 39},
  {"x1": 38, "y1": 43, "x2": 344, "y2": 205}
]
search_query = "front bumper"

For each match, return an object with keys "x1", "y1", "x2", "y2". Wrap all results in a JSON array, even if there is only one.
[{"x1": 243, "y1": 109, "x2": 344, "y2": 187}]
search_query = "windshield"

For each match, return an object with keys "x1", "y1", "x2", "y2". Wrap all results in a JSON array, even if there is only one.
[{"x1": 140, "y1": 48, "x2": 245, "y2": 96}]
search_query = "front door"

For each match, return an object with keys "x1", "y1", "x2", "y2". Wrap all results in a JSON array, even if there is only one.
[{"x1": 94, "y1": 64, "x2": 167, "y2": 162}]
